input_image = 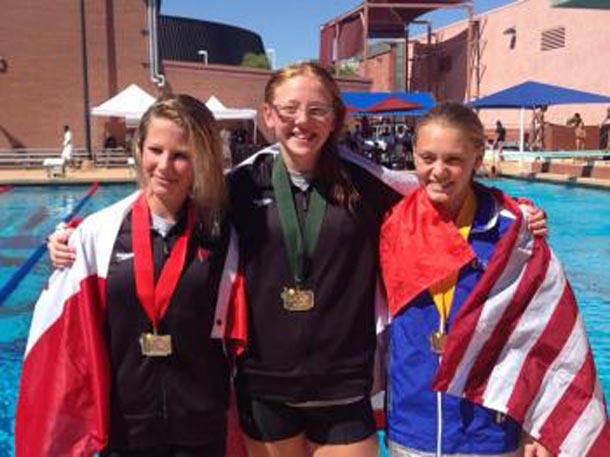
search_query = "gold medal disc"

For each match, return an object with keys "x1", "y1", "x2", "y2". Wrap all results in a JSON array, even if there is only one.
[
  {"x1": 281, "y1": 287, "x2": 315, "y2": 312},
  {"x1": 140, "y1": 332, "x2": 172, "y2": 357},
  {"x1": 430, "y1": 331, "x2": 447, "y2": 354}
]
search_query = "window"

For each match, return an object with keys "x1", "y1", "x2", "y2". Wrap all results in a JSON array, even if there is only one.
[{"x1": 541, "y1": 26, "x2": 565, "y2": 51}]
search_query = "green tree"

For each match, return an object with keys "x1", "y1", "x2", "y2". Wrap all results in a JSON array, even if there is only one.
[
  {"x1": 309, "y1": 59, "x2": 358, "y2": 76},
  {"x1": 241, "y1": 53, "x2": 270, "y2": 69}
]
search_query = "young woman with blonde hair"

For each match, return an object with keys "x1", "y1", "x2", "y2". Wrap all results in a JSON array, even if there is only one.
[{"x1": 18, "y1": 94, "x2": 232, "y2": 457}]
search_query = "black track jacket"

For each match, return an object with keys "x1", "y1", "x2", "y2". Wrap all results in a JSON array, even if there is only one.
[{"x1": 230, "y1": 151, "x2": 401, "y2": 403}]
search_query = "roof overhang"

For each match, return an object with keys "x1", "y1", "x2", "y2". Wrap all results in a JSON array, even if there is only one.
[
  {"x1": 320, "y1": 1, "x2": 470, "y2": 65},
  {"x1": 550, "y1": 0, "x2": 610, "y2": 8}
]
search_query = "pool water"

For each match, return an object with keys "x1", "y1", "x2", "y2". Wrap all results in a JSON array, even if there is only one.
[
  {"x1": 0, "y1": 184, "x2": 136, "y2": 455},
  {"x1": 486, "y1": 178, "x2": 610, "y2": 389},
  {"x1": 0, "y1": 179, "x2": 609, "y2": 455}
]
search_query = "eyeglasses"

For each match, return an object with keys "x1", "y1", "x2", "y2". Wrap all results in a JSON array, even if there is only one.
[{"x1": 271, "y1": 103, "x2": 334, "y2": 120}]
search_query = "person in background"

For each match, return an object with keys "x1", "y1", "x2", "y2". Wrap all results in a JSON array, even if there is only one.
[
  {"x1": 104, "y1": 133, "x2": 118, "y2": 150},
  {"x1": 489, "y1": 120, "x2": 507, "y2": 177},
  {"x1": 492, "y1": 120, "x2": 506, "y2": 159},
  {"x1": 220, "y1": 128, "x2": 233, "y2": 169},
  {"x1": 599, "y1": 107, "x2": 610, "y2": 151},
  {"x1": 61, "y1": 124, "x2": 74, "y2": 170},
  {"x1": 380, "y1": 103, "x2": 608, "y2": 457},
  {"x1": 567, "y1": 113, "x2": 586, "y2": 150},
  {"x1": 17, "y1": 95, "x2": 233, "y2": 457},
  {"x1": 124, "y1": 129, "x2": 135, "y2": 152}
]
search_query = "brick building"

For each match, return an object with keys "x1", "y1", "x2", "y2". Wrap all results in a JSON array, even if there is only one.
[{"x1": 0, "y1": 0, "x2": 370, "y2": 150}]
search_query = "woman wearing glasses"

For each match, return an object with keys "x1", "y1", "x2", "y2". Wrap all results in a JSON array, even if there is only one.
[{"x1": 227, "y1": 62, "x2": 408, "y2": 456}]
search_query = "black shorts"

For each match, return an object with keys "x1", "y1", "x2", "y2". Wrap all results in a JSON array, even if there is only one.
[{"x1": 237, "y1": 394, "x2": 377, "y2": 445}]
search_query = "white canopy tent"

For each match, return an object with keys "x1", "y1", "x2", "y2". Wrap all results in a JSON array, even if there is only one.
[
  {"x1": 91, "y1": 88, "x2": 258, "y2": 140},
  {"x1": 205, "y1": 96, "x2": 257, "y2": 121},
  {"x1": 205, "y1": 96, "x2": 258, "y2": 141},
  {"x1": 91, "y1": 84, "x2": 156, "y2": 124}
]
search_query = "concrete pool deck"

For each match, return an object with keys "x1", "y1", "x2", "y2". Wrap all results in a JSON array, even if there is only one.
[
  {"x1": 0, "y1": 166, "x2": 136, "y2": 185},
  {"x1": 489, "y1": 160, "x2": 610, "y2": 190},
  {"x1": 1, "y1": 159, "x2": 610, "y2": 190}
]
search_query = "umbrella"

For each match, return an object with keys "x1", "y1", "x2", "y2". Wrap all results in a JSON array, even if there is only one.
[
  {"x1": 472, "y1": 81, "x2": 610, "y2": 152},
  {"x1": 342, "y1": 91, "x2": 435, "y2": 116}
]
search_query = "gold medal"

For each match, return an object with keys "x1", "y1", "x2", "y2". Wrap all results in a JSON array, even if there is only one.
[
  {"x1": 430, "y1": 330, "x2": 447, "y2": 354},
  {"x1": 140, "y1": 332, "x2": 172, "y2": 357},
  {"x1": 496, "y1": 412, "x2": 507, "y2": 424},
  {"x1": 281, "y1": 287, "x2": 315, "y2": 312}
]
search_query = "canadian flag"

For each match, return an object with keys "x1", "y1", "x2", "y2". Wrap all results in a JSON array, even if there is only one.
[
  {"x1": 15, "y1": 192, "x2": 247, "y2": 456},
  {"x1": 15, "y1": 193, "x2": 138, "y2": 456}
]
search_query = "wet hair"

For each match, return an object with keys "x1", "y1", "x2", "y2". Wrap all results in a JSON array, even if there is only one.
[
  {"x1": 415, "y1": 102, "x2": 486, "y2": 152},
  {"x1": 133, "y1": 94, "x2": 227, "y2": 235},
  {"x1": 264, "y1": 62, "x2": 358, "y2": 209}
]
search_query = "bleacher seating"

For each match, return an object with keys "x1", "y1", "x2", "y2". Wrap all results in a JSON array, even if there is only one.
[{"x1": 94, "y1": 149, "x2": 134, "y2": 168}]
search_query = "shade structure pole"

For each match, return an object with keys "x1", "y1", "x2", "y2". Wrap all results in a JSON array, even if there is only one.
[
  {"x1": 519, "y1": 107, "x2": 525, "y2": 153},
  {"x1": 335, "y1": 22, "x2": 340, "y2": 76},
  {"x1": 79, "y1": 0, "x2": 92, "y2": 159},
  {"x1": 465, "y1": 3, "x2": 473, "y2": 103},
  {"x1": 363, "y1": 1, "x2": 369, "y2": 78}
]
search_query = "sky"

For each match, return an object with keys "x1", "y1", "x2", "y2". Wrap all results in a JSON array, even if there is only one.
[{"x1": 161, "y1": 0, "x2": 514, "y2": 68}]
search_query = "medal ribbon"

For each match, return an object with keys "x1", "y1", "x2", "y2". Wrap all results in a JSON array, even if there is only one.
[
  {"x1": 272, "y1": 155, "x2": 326, "y2": 285},
  {"x1": 429, "y1": 189, "x2": 476, "y2": 329},
  {"x1": 132, "y1": 193, "x2": 195, "y2": 330}
]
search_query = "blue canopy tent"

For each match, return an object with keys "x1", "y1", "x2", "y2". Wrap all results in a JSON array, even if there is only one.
[
  {"x1": 472, "y1": 80, "x2": 610, "y2": 152},
  {"x1": 341, "y1": 91, "x2": 435, "y2": 116}
]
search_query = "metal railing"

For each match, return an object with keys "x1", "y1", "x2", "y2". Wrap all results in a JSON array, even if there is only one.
[{"x1": 0, "y1": 148, "x2": 133, "y2": 169}]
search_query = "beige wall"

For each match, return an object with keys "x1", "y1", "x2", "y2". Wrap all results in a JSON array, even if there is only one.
[{"x1": 410, "y1": 0, "x2": 610, "y2": 139}]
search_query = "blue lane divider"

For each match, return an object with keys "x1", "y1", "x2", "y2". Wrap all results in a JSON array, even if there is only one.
[{"x1": 0, "y1": 183, "x2": 100, "y2": 306}]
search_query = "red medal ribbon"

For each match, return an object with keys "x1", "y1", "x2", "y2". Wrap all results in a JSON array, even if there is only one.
[{"x1": 132, "y1": 193, "x2": 195, "y2": 330}]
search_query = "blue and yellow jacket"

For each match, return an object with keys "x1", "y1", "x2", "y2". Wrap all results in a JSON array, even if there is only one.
[{"x1": 387, "y1": 189, "x2": 522, "y2": 455}]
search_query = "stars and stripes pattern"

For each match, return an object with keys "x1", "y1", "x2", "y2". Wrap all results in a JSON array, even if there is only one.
[{"x1": 429, "y1": 191, "x2": 610, "y2": 456}]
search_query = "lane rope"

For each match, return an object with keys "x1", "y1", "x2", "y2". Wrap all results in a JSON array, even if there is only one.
[{"x1": 0, "y1": 182, "x2": 100, "y2": 306}]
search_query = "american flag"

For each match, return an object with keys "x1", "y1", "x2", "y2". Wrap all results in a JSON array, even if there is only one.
[{"x1": 381, "y1": 186, "x2": 609, "y2": 456}]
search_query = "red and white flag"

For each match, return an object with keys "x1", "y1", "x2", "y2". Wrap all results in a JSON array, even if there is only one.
[
  {"x1": 15, "y1": 193, "x2": 140, "y2": 456},
  {"x1": 15, "y1": 192, "x2": 245, "y2": 456},
  {"x1": 381, "y1": 187, "x2": 609, "y2": 456}
]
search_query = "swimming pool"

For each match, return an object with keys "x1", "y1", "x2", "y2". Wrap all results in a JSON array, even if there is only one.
[
  {"x1": 0, "y1": 179, "x2": 608, "y2": 454},
  {"x1": 486, "y1": 178, "x2": 610, "y2": 395},
  {"x1": 0, "y1": 184, "x2": 136, "y2": 455}
]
